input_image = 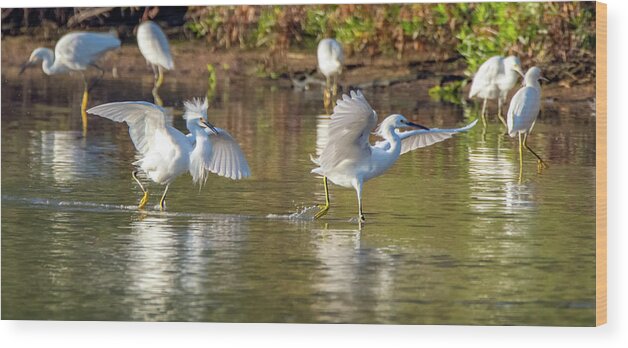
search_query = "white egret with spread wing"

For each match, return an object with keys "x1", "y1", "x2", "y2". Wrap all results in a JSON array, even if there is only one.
[
  {"x1": 20, "y1": 31, "x2": 121, "y2": 134},
  {"x1": 507, "y1": 66, "x2": 549, "y2": 181},
  {"x1": 469, "y1": 55, "x2": 524, "y2": 126},
  {"x1": 87, "y1": 98, "x2": 250, "y2": 210},
  {"x1": 317, "y1": 38, "x2": 344, "y2": 111},
  {"x1": 311, "y1": 90, "x2": 478, "y2": 222},
  {"x1": 137, "y1": 20, "x2": 174, "y2": 106}
]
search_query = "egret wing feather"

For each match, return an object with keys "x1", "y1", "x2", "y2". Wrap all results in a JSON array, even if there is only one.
[
  {"x1": 204, "y1": 128, "x2": 251, "y2": 180},
  {"x1": 55, "y1": 32, "x2": 120, "y2": 70},
  {"x1": 137, "y1": 21, "x2": 174, "y2": 70},
  {"x1": 317, "y1": 90, "x2": 377, "y2": 172},
  {"x1": 507, "y1": 87, "x2": 541, "y2": 137},
  {"x1": 375, "y1": 119, "x2": 478, "y2": 154},
  {"x1": 469, "y1": 56, "x2": 502, "y2": 99},
  {"x1": 87, "y1": 102, "x2": 169, "y2": 155}
]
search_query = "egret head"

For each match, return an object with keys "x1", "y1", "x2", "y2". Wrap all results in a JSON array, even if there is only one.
[
  {"x1": 505, "y1": 55, "x2": 524, "y2": 78},
  {"x1": 377, "y1": 114, "x2": 429, "y2": 136},
  {"x1": 183, "y1": 98, "x2": 216, "y2": 133},
  {"x1": 393, "y1": 114, "x2": 430, "y2": 130},
  {"x1": 524, "y1": 66, "x2": 549, "y2": 83},
  {"x1": 19, "y1": 47, "x2": 51, "y2": 74}
]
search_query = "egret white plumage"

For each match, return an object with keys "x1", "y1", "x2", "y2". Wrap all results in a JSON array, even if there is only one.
[
  {"x1": 87, "y1": 98, "x2": 250, "y2": 210},
  {"x1": 137, "y1": 20, "x2": 174, "y2": 100},
  {"x1": 317, "y1": 38, "x2": 344, "y2": 111},
  {"x1": 507, "y1": 66, "x2": 549, "y2": 180},
  {"x1": 20, "y1": 31, "x2": 121, "y2": 134},
  {"x1": 311, "y1": 90, "x2": 478, "y2": 222},
  {"x1": 469, "y1": 55, "x2": 524, "y2": 126}
]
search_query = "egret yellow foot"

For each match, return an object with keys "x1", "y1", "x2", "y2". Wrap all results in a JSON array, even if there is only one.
[
  {"x1": 537, "y1": 160, "x2": 549, "y2": 173},
  {"x1": 315, "y1": 176, "x2": 331, "y2": 219},
  {"x1": 158, "y1": 184, "x2": 170, "y2": 211},
  {"x1": 314, "y1": 203, "x2": 330, "y2": 219},
  {"x1": 138, "y1": 191, "x2": 149, "y2": 209}
]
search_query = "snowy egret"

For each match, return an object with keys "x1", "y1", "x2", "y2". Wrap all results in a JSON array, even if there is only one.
[
  {"x1": 87, "y1": 98, "x2": 250, "y2": 210},
  {"x1": 507, "y1": 66, "x2": 549, "y2": 181},
  {"x1": 469, "y1": 55, "x2": 524, "y2": 127},
  {"x1": 311, "y1": 90, "x2": 478, "y2": 222},
  {"x1": 20, "y1": 31, "x2": 121, "y2": 134},
  {"x1": 137, "y1": 20, "x2": 174, "y2": 106},
  {"x1": 317, "y1": 38, "x2": 344, "y2": 111}
]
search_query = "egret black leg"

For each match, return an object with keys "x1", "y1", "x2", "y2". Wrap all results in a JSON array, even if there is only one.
[
  {"x1": 88, "y1": 64, "x2": 105, "y2": 92},
  {"x1": 523, "y1": 133, "x2": 548, "y2": 171},
  {"x1": 497, "y1": 97, "x2": 508, "y2": 127},
  {"x1": 159, "y1": 184, "x2": 169, "y2": 211}
]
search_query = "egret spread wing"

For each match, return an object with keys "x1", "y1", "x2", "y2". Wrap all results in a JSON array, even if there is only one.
[
  {"x1": 376, "y1": 119, "x2": 478, "y2": 154},
  {"x1": 507, "y1": 87, "x2": 541, "y2": 137},
  {"x1": 206, "y1": 128, "x2": 251, "y2": 180},
  {"x1": 469, "y1": 56, "x2": 502, "y2": 98},
  {"x1": 137, "y1": 21, "x2": 174, "y2": 70},
  {"x1": 87, "y1": 101, "x2": 169, "y2": 155},
  {"x1": 317, "y1": 90, "x2": 377, "y2": 171},
  {"x1": 55, "y1": 32, "x2": 120, "y2": 70}
]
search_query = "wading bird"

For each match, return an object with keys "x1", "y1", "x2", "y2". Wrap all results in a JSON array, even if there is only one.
[
  {"x1": 20, "y1": 31, "x2": 121, "y2": 134},
  {"x1": 469, "y1": 55, "x2": 524, "y2": 127},
  {"x1": 137, "y1": 20, "x2": 174, "y2": 106},
  {"x1": 507, "y1": 66, "x2": 549, "y2": 181},
  {"x1": 311, "y1": 90, "x2": 477, "y2": 223},
  {"x1": 317, "y1": 38, "x2": 344, "y2": 112},
  {"x1": 87, "y1": 98, "x2": 250, "y2": 210}
]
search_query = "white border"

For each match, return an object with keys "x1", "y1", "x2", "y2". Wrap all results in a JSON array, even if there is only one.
[{"x1": 1, "y1": 0, "x2": 626, "y2": 347}]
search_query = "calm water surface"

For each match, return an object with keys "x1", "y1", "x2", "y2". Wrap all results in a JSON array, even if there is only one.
[{"x1": 1, "y1": 72, "x2": 596, "y2": 325}]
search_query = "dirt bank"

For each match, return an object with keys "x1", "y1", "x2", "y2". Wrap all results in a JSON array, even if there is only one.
[{"x1": 1, "y1": 35, "x2": 594, "y2": 103}]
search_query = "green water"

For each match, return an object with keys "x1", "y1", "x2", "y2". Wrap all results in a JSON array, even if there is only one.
[{"x1": 1, "y1": 72, "x2": 596, "y2": 325}]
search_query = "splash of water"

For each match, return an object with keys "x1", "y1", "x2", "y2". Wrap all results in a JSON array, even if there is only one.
[{"x1": 266, "y1": 204, "x2": 320, "y2": 221}]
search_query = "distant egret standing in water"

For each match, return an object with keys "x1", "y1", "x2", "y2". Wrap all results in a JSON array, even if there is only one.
[
  {"x1": 311, "y1": 90, "x2": 478, "y2": 223},
  {"x1": 87, "y1": 98, "x2": 250, "y2": 210},
  {"x1": 20, "y1": 31, "x2": 121, "y2": 134},
  {"x1": 317, "y1": 38, "x2": 344, "y2": 112},
  {"x1": 507, "y1": 66, "x2": 549, "y2": 181},
  {"x1": 469, "y1": 55, "x2": 524, "y2": 127},
  {"x1": 137, "y1": 20, "x2": 174, "y2": 106}
]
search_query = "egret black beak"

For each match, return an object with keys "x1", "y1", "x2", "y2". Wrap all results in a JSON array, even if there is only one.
[
  {"x1": 407, "y1": 121, "x2": 430, "y2": 131},
  {"x1": 18, "y1": 62, "x2": 31, "y2": 75},
  {"x1": 201, "y1": 119, "x2": 219, "y2": 134},
  {"x1": 513, "y1": 65, "x2": 525, "y2": 78}
]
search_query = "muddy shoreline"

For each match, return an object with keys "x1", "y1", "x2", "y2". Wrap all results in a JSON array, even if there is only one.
[{"x1": 1, "y1": 36, "x2": 594, "y2": 103}]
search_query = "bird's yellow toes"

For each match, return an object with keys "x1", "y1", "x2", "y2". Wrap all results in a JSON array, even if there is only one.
[
  {"x1": 138, "y1": 191, "x2": 149, "y2": 209},
  {"x1": 314, "y1": 204, "x2": 330, "y2": 220}
]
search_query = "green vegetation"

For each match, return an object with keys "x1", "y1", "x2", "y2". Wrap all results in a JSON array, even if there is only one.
[
  {"x1": 185, "y1": 3, "x2": 595, "y2": 70},
  {"x1": 206, "y1": 63, "x2": 217, "y2": 101},
  {"x1": 428, "y1": 80, "x2": 467, "y2": 105}
]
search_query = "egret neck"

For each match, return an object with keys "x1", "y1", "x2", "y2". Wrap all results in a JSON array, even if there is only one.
[
  {"x1": 371, "y1": 116, "x2": 403, "y2": 176},
  {"x1": 32, "y1": 48, "x2": 66, "y2": 75}
]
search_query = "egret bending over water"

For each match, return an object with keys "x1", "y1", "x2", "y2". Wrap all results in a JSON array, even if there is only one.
[
  {"x1": 87, "y1": 98, "x2": 250, "y2": 210},
  {"x1": 507, "y1": 66, "x2": 549, "y2": 181},
  {"x1": 311, "y1": 90, "x2": 478, "y2": 222},
  {"x1": 317, "y1": 38, "x2": 344, "y2": 111},
  {"x1": 137, "y1": 20, "x2": 174, "y2": 105},
  {"x1": 469, "y1": 55, "x2": 524, "y2": 127},
  {"x1": 20, "y1": 31, "x2": 121, "y2": 134}
]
